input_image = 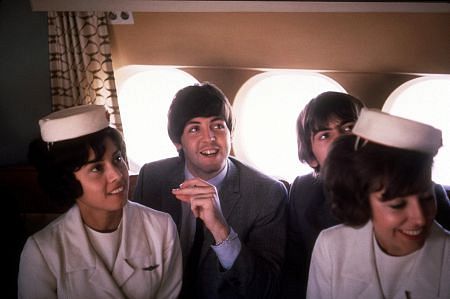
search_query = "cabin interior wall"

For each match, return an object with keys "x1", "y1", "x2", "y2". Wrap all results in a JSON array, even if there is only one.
[
  {"x1": 0, "y1": 0, "x2": 51, "y2": 167},
  {"x1": 2, "y1": 6, "x2": 449, "y2": 166},
  {"x1": 110, "y1": 12, "x2": 449, "y2": 108},
  {"x1": 177, "y1": 69, "x2": 416, "y2": 109}
]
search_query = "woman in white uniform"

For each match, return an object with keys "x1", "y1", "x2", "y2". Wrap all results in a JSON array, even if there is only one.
[
  {"x1": 307, "y1": 108, "x2": 450, "y2": 299},
  {"x1": 18, "y1": 105, "x2": 182, "y2": 299}
]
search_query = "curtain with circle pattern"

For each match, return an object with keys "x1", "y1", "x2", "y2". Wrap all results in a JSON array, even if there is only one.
[{"x1": 47, "y1": 11, "x2": 122, "y2": 131}]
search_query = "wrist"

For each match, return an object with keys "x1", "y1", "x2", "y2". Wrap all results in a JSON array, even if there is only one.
[
  {"x1": 213, "y1": 225, "x2": 230, "y2": 245},
  {"x1": 213, "y1": 227, "x2": 238, "y2": 246}
]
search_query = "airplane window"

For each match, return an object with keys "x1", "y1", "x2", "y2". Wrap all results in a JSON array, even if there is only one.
[
  {"x1": 233, "y1": 71, "x2": 346, "y2": 183},
  {"x1": 383, "y1": 75, "x2": 450, "y2": 186},
  {"x1": 115, "y1": 66, "x2": 199, "y2": 173}
]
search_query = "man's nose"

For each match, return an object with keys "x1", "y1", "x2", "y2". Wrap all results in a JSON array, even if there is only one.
[{"x1": 203, "y1": 128, "x2": 215, "y2": 141}]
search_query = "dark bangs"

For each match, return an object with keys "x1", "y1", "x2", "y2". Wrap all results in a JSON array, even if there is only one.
[
  {"x1": 324, "y1": 135, "x2": 435, "y2": 226},
  {"x1": 50, "y1": 128, "x2": 118, "y2": 173},
  {"x1": 167, "y1": 83, "x2": 233, "y2": 144},
  {"x1": 188, "y1": 93, "x2": 231, "y2": 125},
  {"x1": 297, "y1": 92, "x2": 363, "y2": 169},
  {"x1": 309, "y1": 96, "x2": 361, "y2": 134},
  {"x1": 362, "y1": 145, "x2": 433, "y2": 201}
]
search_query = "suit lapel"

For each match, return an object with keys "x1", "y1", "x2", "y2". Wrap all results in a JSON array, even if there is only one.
[
  {"x1": 201, "y1": 159, "x2": 240, "y2": 259},
  {"x1": 218, "y1": 159, "x2": 240, "y2": 221},
  {"x1": 161, "y1": 161, "x2": 185, "y2": 230}
]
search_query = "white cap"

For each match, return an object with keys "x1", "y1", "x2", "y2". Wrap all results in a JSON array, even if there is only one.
[
  {"x1": 39, "y1": 105, "x2": 109, "y2": 142},
  {"x1": 352, "y1": 108, "x2": 442, "y2": 156}
]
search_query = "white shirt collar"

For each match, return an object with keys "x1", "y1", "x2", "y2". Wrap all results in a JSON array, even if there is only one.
[{"x1": 184, "y1": 161, "x2": 228, "y2": 191}]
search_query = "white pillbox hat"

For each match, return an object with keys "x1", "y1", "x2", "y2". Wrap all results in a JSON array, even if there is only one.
[
  {"x1": 39, "y1": 105, "x2": 109, "y2": 142},
  {"x1": 352, "y1": 108, "x2": 442, "y2": 156}
]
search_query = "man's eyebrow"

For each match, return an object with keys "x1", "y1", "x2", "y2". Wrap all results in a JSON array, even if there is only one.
[
  {"x1": 314, "y1": 119, "x2": 355, "y2": 133},
  {"x1": 185, "y1": 120, "x2": 200, "y2": 125},
  {"x1": 185, "y1": 117, "x2": 225, "y2": 125},
  {"x1": 313, "y1": 125, "x2": 332, "y2": 134},
  {"x1": 211, "y1": 117, "x2": 225, "y2": 122}
]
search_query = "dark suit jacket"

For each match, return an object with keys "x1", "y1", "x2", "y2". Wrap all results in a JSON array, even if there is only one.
[
  {"x1": 282, "y1": 173, "x2": 450, "y2": 299},
  {"x1": 133, "y1": 156, "x2": 288, "y2": 299}
]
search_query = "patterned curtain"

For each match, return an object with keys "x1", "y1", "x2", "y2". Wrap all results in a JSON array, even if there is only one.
[{"x1": 48, "y1": 11, "x2": 122, "y2": 131}]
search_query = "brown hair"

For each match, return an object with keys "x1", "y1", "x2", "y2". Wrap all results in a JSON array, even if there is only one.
[
  {"x1": 167, "y1": 82, "x2": 233, "y2": 147},
  {"x1": 323, "y1": 134, "x2": 433, "y2": 226},
  {"x1": 297, "y1": 91, "x2": 364, "y2": 173}
]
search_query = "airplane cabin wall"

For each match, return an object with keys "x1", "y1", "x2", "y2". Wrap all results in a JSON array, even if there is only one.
[
  {"x1": 1, "y1": 4, "x2": 449, "y2": 166},
  {"x1": 110, "y1": 12, "x2": 450, "y2": 108}
]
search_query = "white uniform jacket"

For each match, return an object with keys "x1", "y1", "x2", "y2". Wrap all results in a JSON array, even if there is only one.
[
  {"x1": 307, "y1": 221, "x2": 450, "y2": 299},
  {"x1": 18, "y1": 201, "x2": 182, "y2": 299}
]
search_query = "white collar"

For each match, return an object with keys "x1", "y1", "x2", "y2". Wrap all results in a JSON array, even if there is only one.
[{"x1": 184, "y1": 161, "x2": 228, "y2": 191}]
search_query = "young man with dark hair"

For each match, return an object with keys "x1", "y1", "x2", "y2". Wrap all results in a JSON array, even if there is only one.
[
  {"x1": 283, "y1": 91, "x2": 450, "y2": 299},
  {"x1": 134, "y1": 82, "x2": 288, "y2": 299}
]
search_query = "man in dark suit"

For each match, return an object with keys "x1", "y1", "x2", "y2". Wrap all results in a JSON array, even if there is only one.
[{"x1": 133, "y1": 82, "x2": 288, "y2": 299}]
